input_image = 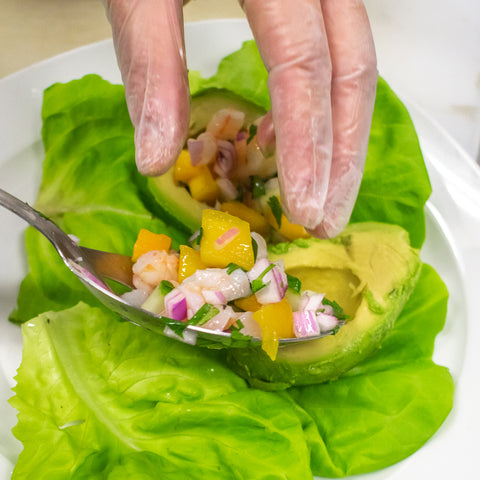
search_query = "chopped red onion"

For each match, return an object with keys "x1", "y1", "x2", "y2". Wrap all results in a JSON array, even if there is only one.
[
  {"x1": 250, "y1": 260, "x2": 288, "y2": 305},
  {"x1": 320, "y1": 304, "x2": 335, "y2": 316},
  {"x1": 236, "y1": 131, "x2": 247, "y2": 142},
  {"x1": 316, "y1": 312, "x2": 339, "y2": 332},
  {"x1": 164, "y1": 290, "x2": 187, "y2": 321},
  {"x1": 251, "y1": 232, "x2": 268, "y2": 259},
  {"x1": 247, "y1": 258, "x2": 271, "y2": 282},
  {"x1": 214, "y1": 139, "x2": 237, "y2": 177},
  {"x1": 202, "y1": 289, "x2": 226, "y2": 305},
  {"x1": 216, "y1": 177, "x2": 238, "y2": 200},
  {"x1": 188, "y1": 132, "x2": 217, "y2": 166},
  {"x1": 184, "y1": 290, "x2": 205, "y2": 319},
  {"x1": 293, "y1": 311, "x2": 320, "y2": 338},
  {"x1": 271, "y1": 264, "x2": 288, "y2": 297},
  {"x1": 299, "y1": 291, "x2": 325, "y2": 311}
]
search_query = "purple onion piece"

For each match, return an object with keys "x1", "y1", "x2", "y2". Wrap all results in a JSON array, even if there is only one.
[
  {"x1": 214, "y1": 139, "x2": 237, "y2": 177},
  {"x1": 316, "y1": 312, "x2": 339, "y2": 333},
  {"x1": 293, "y1": 311, "x2": 320, "y2": 338},
  {"x1": 165, "y1": 290, "x2": 188, "y2": 321}
]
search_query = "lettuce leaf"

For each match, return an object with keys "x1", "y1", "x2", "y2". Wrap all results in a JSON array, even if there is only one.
[
  {"x1": 289, "y1": 264, "x2": 454, "y2": 477},
  {"x1": 10, "y1": 303, "x2": 322, "y2": 480}
]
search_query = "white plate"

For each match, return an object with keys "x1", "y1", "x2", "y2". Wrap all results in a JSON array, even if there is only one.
[{"x1": 1, "y1": 19, "x2": 479, "y2": 480}]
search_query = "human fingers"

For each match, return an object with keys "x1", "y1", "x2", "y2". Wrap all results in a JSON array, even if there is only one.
[
  {"x1": 240, "y1": 0, "x2": 334, "y2": 231},
  {"x1": 102, "y1": 0, "x2": 189, "y2": 176},
  {"x1": 309, "y1": 0, "x2": 377, "y2": 238}
]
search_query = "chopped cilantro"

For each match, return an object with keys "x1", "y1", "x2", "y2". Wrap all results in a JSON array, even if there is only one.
[
  {"x1": 322, "y1": 298, "x2": 349, "y2": 321},
  {"x1": 286, "y1": 274, "x2": 302, "y2": 294},
  {"x1": 267, "y1": 196, "x2": 283, "y2": 228},
  {"x1": 235, "y1": 184, "x2": 244, "y2": 202},
  {"x1": 226, "y1": 263, "x2": 247, "y2": 275},
  {"x1": 251, "y1": 263, "x2": 275, "y2": 293},
  {"x1": 159, "y1": 280, "x2": 175, "y2": 296},
  {"x1": 251, "y1": 236, "x2": 258, "y2": 262},
  {"x1": 164, "y1": 303, "x2": 220, "y2": 337},
  {"x1": 189, "y1": 303, "x2": 220, "y2": 326},
  {"x1": 331, "y1": 325, "x2": 340, "y2": 335},
  {"x1": 247, "y1": 124, "x2": 258, "y2": 143},
  {"x1": 230, "y1": 319, "x2": 245, "y2": 332},
  {"x1": 250, "y1": 175, "x2": 266, "y2": 199}
]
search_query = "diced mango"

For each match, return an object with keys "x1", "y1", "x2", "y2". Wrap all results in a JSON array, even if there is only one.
[
  {"x1": 252, "y1": 297, "x2": 294, "y2": 361},
  {"x1": 234, "y1": 294, "x2": 262, "y2": 312},
  {"x1": 178, "y1": 245, "x2": 207, "y2": 283},
  {"x1": 132, "y1": 229, "x2": 172, "y2": 262},
  {"x1": 200, "y1": 209, "x2": 254, "y2": 270},
  {"x1": 265, "y1": 197, "x2": 310, "y2": 241},
  {"x1": 173, "y1": 150, "x2": 204, "y2": 184},
  {"x1": 220, "y1": 201, "x2": 270, "y2": 237},
  {"x1": 188, "y1": 167, "x2": 221, "y2": 204}
]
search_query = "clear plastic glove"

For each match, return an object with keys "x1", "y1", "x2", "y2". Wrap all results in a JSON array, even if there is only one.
[{"x1": 102, "y1": 0, "x2": 377, "y2": 239}]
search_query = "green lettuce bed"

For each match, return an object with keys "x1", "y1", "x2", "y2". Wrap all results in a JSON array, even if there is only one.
[{"x1": 8, "y1": 41, "x2": 453, "y2": 479}]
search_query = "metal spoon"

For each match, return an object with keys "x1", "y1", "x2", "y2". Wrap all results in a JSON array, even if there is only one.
[{"x1": 0, "y1": 188, "x2": 338, "y2": 348}]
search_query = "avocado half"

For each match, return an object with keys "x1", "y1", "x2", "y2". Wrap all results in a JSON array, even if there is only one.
[
  {"x1": 226, "y1": 222, "x2": 422, "y2": 390},
  {"x1": 147, "y1": 88, "x2": 267, "y2": 234}
]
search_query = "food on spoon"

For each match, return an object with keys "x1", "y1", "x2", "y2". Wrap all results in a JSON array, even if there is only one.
[{"x1": 124, "y1": 209, "x2": 348, "y2": 360}]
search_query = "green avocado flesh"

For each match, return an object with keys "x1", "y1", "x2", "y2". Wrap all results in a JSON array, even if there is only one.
[
  {"x1": 147, "y1": 88, "x2": 266, "y2": 234},
  {"x1": 148, "y1": 168, "x2": 205, "y2": 234},
  {"x1": 189, "y1": 87, "x2": 266, "y2": 138},
  {"x1": 226, "y1": 222, "x2": 422, "y2": 390}
]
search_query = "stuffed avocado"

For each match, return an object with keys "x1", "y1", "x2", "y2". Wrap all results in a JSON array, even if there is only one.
[
  {"x1": 226, "y1": 222, "x2": 422, "y2": 390},
  {"x1": 147, "y1": 88, "x2": 309, "y2": 241},
  {"x1": 145, "y1": 89, "x2": 423, "y2": 389}
]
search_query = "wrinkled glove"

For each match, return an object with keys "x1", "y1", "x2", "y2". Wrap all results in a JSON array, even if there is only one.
[{"x1": 102, "y1": 0, "x2": 377, "y2": 238}]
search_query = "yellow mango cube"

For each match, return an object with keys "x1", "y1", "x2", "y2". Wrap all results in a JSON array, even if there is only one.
[
  {"x1": 132, "y1": 229, "x2": 172, "y2": 262},
  {"x1": 200, "y1": 209, "x2": 254, "y2": 270},
  {"x1": 178, "y1": 245, "x2": 206, "y2": 283},
  {"x1": 234, "y1": 294, "x2": 262, "y2": 312},
  {"x1": 265, "y1": 197, "x2": 310, "y2": 241},
  {"x1": 253, "y1": 297, "x2": 294, "y2": 361},
  {"x1": 188, "y1": 167, "x2": 220, "y2": 204},
  {"x1": 173, "y1": 150, "x2": 204, "y2": 184},
  {"x1": 220, "y1": 201, "x2": 270, "y2": 237}
]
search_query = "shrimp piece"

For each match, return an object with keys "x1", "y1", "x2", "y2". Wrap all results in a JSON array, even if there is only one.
[
  {"x1": 132, "y1": 250, "x2": 179, "y2": 293},
  {"x1": 206, "y1": 108, "x2": 245, "y2": 141},
  {"x1": 181, "y1": 268, "x2": 251, "y2": 304}
]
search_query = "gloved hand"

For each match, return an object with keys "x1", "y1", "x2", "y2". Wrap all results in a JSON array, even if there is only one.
[{"x1": 102, "y1": 0, "x2": 377, "y2": 239}]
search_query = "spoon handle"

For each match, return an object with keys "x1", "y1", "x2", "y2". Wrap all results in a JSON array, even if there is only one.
[{"x1": 0, "y1": 188, "x2": 83, "y2": 261}]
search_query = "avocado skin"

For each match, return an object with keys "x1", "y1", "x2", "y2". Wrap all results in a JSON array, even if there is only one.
[
  {"x1": 147, "y1": 88, "x2": 266, "y2": 235},
  {"x1": 226, "y1": 223, "x2": 422, "y2": 390}
]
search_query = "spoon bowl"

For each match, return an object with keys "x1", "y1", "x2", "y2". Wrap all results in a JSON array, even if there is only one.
[{"x1": 0, "y1": 188, "x2": 337, "y2": 348}]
